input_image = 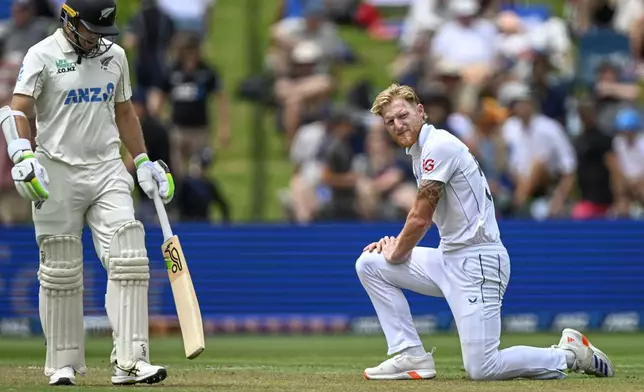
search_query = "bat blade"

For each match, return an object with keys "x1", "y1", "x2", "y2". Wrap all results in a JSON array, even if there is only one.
[{"x1": 162, "y1": 234, "x2": 205, "y2": 359}]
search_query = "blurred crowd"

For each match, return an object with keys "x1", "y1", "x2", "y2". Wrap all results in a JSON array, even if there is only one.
[
  {"x1": 260, "y1": 0, "x2": 644, "y2": 223},
  {"x1": 1, "y1": 0, "x2": 644, "y2": 225}
]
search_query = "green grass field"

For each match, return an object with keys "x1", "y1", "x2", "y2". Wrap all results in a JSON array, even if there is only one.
[{"x1": 0, "y1": 333, "x2": 641, "y2": 391}]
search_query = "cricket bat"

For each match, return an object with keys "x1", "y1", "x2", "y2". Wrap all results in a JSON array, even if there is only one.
[{"x1": 153, "y1": 194, "x2": 205, "y2": 360}]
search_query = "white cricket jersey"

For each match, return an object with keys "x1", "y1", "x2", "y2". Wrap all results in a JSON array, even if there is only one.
[
  {"x1": 407, "y1": 124, "x2": 501, "y2": 252},
  {"x1": 14, "y1": 29, "x2": 132, "y2": 166}
]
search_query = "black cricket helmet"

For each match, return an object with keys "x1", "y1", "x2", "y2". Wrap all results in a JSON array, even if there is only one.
[{"x1": 60, "y1": 0, "x2": 119, "y2": 58}]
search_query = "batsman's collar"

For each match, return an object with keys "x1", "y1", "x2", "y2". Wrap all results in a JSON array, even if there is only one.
[
  {"x1": 53, "y1": 28, "x2": 76, "y2": 54},
  {"x1": 406, "y1": 123, "x2": 433, "y2": 157}
]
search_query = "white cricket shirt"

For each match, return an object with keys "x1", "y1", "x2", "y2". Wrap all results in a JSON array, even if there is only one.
[
  {"x1": 407, "y1": 124, "x2": 501, "y2": 252},
  {"x1": 14, "y1": 29, "x2": 132, "y2": 165}
]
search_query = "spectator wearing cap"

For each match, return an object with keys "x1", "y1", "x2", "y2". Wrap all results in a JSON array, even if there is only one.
[
  {"x1": 318, "y1": 107, "x2": 360, "y2": 221},
  {"x1": 430, "y1": 0, "x2": 498, "y2": 114},
  {"x1": 471, "y1": 93, "x2": 513, "y2": 216},
  {"x1": 499, "y1": 81, "x2": 577, "y2": 218},
  {"x1": 612, "y1": 107, "x2": 644, "y2": 209},
  {"x1": 354, "y1": 125, "x2": 418, "y2": 220},
  {"x1": 418, "y1": 85, "x2": 476, "y2": 150},
  {"x1": 529, "y1": 52, "x2": 568, "y2": 125},
  {"x1": 148, "y1": 33, "x2": 230, "y2": 180},
  {"x1": 268, "y1": 2, "x2": 344, "y2": 77},
  {"x1": 273, "y1": 40, "x2": 334, "y2": 145},
  {"x1": 572, "y1": 99, "x2": 625, "y2": 220},
  {"x1": 495, "y1": 10, "x2": 534, "y2": 81},
  {"x1": 282, "y1": 106, "x2": 368, "y2": 223},
  {"x1": 0, "y1": 0, "x2": 54, "y2": 58}
]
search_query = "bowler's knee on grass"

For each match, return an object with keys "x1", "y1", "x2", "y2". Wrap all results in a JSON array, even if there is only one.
[
  {"x1": 356, "y1": 250, "x2": 441, "y2": 381},
  {"x1": 355, "y1": 250, "x2": 617, "y2": 382}
]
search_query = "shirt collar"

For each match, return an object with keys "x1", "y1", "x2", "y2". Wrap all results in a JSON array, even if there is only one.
[
  {"x1": 515, "y1": 114, "x2": 538, "y2": 133},
  {"x1": 406, "y1": 123, "x2": 433, "y2": 157},
  {"x1": 53, "y1": 28, "x2": 76, "y2": 54}
]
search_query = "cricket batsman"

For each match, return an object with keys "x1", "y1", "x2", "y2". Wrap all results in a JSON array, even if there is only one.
[
  {"x1": 1, "y1": 0, "x2": 173, "y2": 386},
  {"x1": 357, "y1": 84, "x2": 615, "y2": 381}
]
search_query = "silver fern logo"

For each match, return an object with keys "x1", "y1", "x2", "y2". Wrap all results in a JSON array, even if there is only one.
[
  {"x1": 100, "y1": 56, "x2": 114, "y2": 71},
  {"x1": 100, "y1": 7, "x2": 115, "y2": 20}
]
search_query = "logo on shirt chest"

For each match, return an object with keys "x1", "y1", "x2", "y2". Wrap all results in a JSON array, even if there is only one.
[
  {"x1": 56, "y1": 59, "x2": 76, "y2": 74},
  {"x1": 63, "y1": 82, "x2": 115, "y2": 105},
  {"x1": 100, "y1": 56, "x2": 114, "y2": 71}
]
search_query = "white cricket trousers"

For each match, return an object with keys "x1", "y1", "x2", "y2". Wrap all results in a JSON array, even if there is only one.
[
  {"x1": 355, "y1": 243, "x2": 568, "y2": 380},
  {"x1": 33, "y1": 152, "x2": 136, "y2": 265}
]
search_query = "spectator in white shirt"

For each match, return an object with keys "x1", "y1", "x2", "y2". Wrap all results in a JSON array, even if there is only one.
[
  {"x1": 499, "y1": 82, "x2": 577, "y2": 218},
  {"x1": 612, "y1": 107, "x2": 644, "y2": 205},
  {"x1": 430, "y1": 0, "x2": 497, "y2": 72},
  {"x1": 430, "y1": 0, "x2": 498, "y2": 114},
  {"x1": 399, "y1": 0, "x2": 449, "y2": 50},
  {"x1": 268, "y1": 3, "x2": 344, "y2": 77}
]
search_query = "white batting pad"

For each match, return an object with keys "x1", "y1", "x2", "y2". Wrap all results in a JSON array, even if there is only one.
[
  {"x1": 37, "y1": 235, "x2": 86, "y2": 376},
  {"x1": 105, "y1": 221, "x2": 150, "y2": 369}
]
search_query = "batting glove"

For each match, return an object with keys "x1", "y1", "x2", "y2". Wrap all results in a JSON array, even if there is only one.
[
  {"x1": 8, "y1": 141, "x2": 49, "y2": 202},
  {"x1": 135, "y1": 153, "x2": 175, "y2": 204}
]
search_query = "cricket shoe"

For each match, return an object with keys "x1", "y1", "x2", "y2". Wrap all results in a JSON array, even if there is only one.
[
  {"x1": 364, "y1": 352, "x2": 437, "y2": 380},
  {"x1": 49, "y1": 366, "x2": 76, "y2": 386},
  {"x1": 557, "y1": 328, "x2": 614, "y2": 377},
  {"x1": 111, "y1": 360, "x2": 167, "y2": 385}
]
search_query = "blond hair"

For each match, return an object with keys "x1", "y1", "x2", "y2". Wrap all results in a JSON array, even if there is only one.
[{"x1": 370, "y1": 83, "x2": 422, "y2": 118}]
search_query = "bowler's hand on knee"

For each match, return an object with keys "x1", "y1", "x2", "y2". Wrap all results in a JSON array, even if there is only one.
[
  {"x1": 382, "y1": 236, "x2": 410, "y2": 265},
  {"x1": 134, "y1": 153, "x2": 175, "y2": 204},
  {"x1": 363, "y1": 236, "x2": 395, "y2": 253}
]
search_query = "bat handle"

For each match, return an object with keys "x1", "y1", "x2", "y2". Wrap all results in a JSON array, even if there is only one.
[{"x1": 153, "y1": 193, "x2": 174, "y2": 241}]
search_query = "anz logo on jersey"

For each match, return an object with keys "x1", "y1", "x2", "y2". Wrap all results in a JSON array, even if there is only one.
[{"x1": 64, "y1": 83, "x2": 115, "y2": 105}]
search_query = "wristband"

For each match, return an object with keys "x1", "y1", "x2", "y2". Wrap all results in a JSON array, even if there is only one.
[{"x1": 134, "y1": 153, "x2": 150, "y2": 168}]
